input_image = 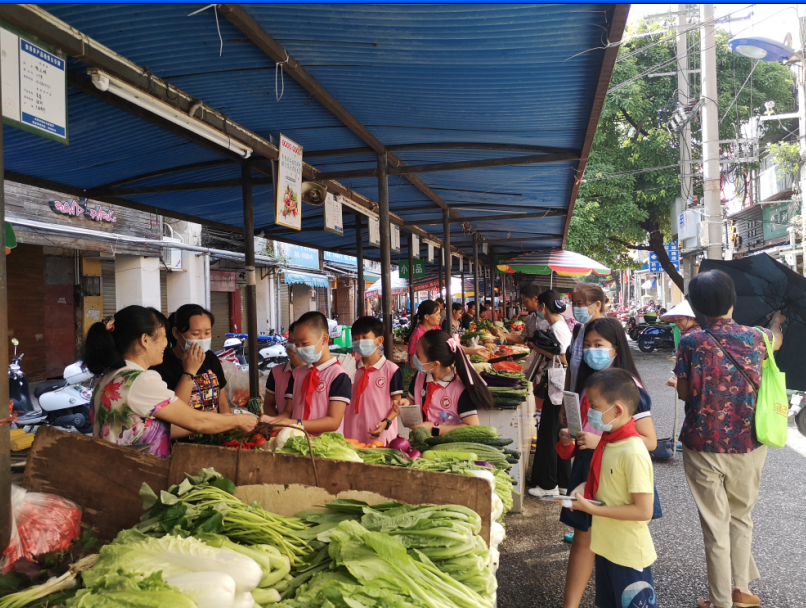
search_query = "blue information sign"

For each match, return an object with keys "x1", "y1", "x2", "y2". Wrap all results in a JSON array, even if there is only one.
[{"x1": 649, "y1": 242, "x2": 679, "y2": 273}]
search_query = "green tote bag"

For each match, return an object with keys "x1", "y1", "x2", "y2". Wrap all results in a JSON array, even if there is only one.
[{"x1": 754, "y1": 330, "x2": 789, "y2": 448}]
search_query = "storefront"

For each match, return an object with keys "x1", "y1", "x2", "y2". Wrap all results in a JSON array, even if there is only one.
[{"x1": 5, "y1": 182, "x2": 168, "y2": 380}]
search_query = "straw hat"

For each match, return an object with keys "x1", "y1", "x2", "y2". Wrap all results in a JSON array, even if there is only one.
[{"x1": 660, "y1": 300, "x2": 695, "y2": 321}]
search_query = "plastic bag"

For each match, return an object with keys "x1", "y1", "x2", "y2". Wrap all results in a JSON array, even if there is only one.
[
  {"x1": 220, "y1": 358, "x2": 251, "y2": 407},
  {"x1": 1, "y1": 485, "x2": 82, "y2": 573},
  {"x1": 755, "y1": 330, "x2": 788, "y2": 448},
  {"x1": 547, "y1": 356, "x2": 566, "y2": 406}
]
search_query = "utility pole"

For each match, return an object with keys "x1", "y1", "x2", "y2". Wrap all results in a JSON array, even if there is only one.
[
  {"x1": 700, "y1": 3, "x2": 723, "y2": 260},
  {"x1": 677, "y1": 4, "x2": 696, "y2": 288}
]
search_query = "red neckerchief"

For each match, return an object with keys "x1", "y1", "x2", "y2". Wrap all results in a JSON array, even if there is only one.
[
  {"x1": 300, "y1": 366, "x2": 322, "y2": 420},
  {"x1": 584, "y1": 418, "x2": 641, "y2": 500},
  {"x1": 354, "y1": 365, "x2": 379, "y2": 415},
  {"x1": 422, "y1": 381, "x2": 439, "y2": 422}
]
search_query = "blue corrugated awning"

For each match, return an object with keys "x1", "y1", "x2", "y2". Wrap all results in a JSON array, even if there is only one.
[
  {"x1": 284, "y1": 271, "x2": 329, "y2": 288},
  {"x1": 0, "y1": 4, "x2": 625, "y2": 256}
]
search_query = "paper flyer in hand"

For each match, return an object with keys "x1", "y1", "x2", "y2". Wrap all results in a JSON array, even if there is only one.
[
  {"x1": 398, "y1": 405, "x2": 424, "y2": 428},
  {"x1": 563, "y1": 391, "x2": 583, "y2": 437}
]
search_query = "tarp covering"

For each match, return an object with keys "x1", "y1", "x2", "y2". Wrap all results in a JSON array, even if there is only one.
[{"x1": 284, "y1": 271, "x2": 330, "y2": 288}]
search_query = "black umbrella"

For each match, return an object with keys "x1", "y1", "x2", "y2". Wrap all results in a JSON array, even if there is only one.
[{"x1": 700, "y1": 254, "x2": 806, "y2": 390}]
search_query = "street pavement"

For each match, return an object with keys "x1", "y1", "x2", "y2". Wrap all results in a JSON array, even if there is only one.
[{"x1": 498, "y1": 342, "x2": 806, "y2": 608}]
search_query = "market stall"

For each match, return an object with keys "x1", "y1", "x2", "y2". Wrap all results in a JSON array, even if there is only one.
[{"x1": 1, "y1": 425, "x2": 513, "y2": 607}]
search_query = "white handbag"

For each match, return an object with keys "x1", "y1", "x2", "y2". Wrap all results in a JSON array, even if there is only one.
[{"x1": 547, "y1": 356, "x2": 566, "y2": 406}]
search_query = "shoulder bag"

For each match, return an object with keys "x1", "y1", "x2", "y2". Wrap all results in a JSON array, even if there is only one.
[{"x1": 705, "y1": 329, "x2": 788, "y2": 448}]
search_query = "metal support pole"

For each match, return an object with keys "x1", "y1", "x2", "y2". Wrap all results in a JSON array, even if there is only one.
[
  {"x1": 460, "y1": 266, "x2": 466, "y2": 307},
  {"x1": 473, "y1": 238, "x2": 480, "y2": 323},
  {"x1": 437, "y1": 244, "x2": 444, "y2": 302},
  {"x1": 377, "y1": 153, "x2": 393, "y2": 359},
  {"x1": 407, "y1": 233, "x2": 416, "y2": 321},
  {"x1": 443, "y1": 209, "x2": 452, "y2": 305},
  {"x1": 489, "y1": 251, "x2": 496, "y2": 313},
  {"x1": 700, "y1": 3, "x2": 722, "y2": 260},
  {"x1": 241, "y1": 161, "x2": 260, "y2": 399},
  {"x1": 798, "y1": 38, "x2": 806, "y2": 275},
  {"x1": 355, "y1": 212, "x2": 364, "y2": 319},
  {"x1": 0, "y1": 58, "x2": 11, "y2": 552}
]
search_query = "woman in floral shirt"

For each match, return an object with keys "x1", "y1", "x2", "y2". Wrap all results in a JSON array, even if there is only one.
[
  {"x1": 675, "y1": 270, "x2": 785, "y2": 608},
  {"x1": 84, "y1": 306, "x2": 260, "y2": 458}
]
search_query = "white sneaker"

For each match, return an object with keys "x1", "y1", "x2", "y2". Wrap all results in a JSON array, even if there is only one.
[
  {"x1": 528, "y1": 486, "x2": 559, "y2": 498},
  {"x1": 558, "y1": 488, "x2": 567, "y2": 495}
]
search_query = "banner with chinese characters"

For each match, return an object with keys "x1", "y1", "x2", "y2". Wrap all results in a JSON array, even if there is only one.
[
  {"x1": 412, "y1": 234, "x2": 420, "y2": 259},
  {"x1": 1, "y1": 25, "x2": 68, "y2": 144},
  {"x1": 368, "y1": 216, "x2": 381, "y2": 247},
  {"x1": 482, "y1": 242, "x2": 488, "y2": 255},
  {"x1": 323, "y1": 193, "x2": 343, "y2": 236},
  {"x1": 427, "y1": 242, "x2": 435, "y2": 263},
  {"x1": 399, "y1": 259, "x2": 425, "y2": 280},
  {"x1": 275, "y1": 134, "x2": 303, "y2": 230},
  {"x1": 458, "y1": 256, "x2": 463, "y2": 272}
]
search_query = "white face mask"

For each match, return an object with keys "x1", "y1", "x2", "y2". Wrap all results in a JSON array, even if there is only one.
[{"x1": 183, "y1": 336, "x2": 211, "y2": 353}]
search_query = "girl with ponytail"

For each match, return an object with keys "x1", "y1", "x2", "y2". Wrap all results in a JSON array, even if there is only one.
[
  {"x1": 407, "y1": 299, "x2": 442, "y2": 366},
  {"x1": 400, "y1": 329, "x2": 494, "y2": 436},
  {"x1": 83, "y1": 305, "x2": 263, "y2": 458}
]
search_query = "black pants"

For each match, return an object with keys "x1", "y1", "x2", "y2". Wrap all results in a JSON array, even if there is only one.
[{"x1": 530, "y1": 397, "x2": 571, "y2": 490}]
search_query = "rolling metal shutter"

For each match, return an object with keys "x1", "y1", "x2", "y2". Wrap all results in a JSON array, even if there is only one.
[
  {"x1": 160, "y1": 271, "x2": 168, "y2": 316},
  {"x1": 102, "y1": 260, "x2": 117, "y2": 318},
  {"x1": 210, "y1": 291, "x2": 231, "y2": 351},
  {"x1": 280, "y1": 276, "x2": 289, "y2": 331}
]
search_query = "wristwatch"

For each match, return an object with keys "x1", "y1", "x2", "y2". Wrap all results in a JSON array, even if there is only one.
[
  {"x1": 383, "y1": 418, "x2": 391, "y2": 430},
  {"x1": 431, "y1": 426, "x2": 440, "y2": 437}
]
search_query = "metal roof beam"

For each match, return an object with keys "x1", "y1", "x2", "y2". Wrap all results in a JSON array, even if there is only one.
[
  {"x1": 99, "y1": 160, "x2": 235, "y2": 189},
  {"x1": 305, "y1": 143, "x2": 579, "y2": 157},
  {"x1": 313, "y1": 152, "x2": 578, "y2": 180},
  {"x1": 91, "y1": 178, "x2": 273, "y2": 197},
  {"x1": 218, "y1": 3, "x2": 488, "y2": 251},
  {"x1": 404, "y1": 210, "x2": 566, "y2": 226}
]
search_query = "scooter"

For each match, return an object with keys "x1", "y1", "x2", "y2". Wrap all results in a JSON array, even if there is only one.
[
  {"x1": 787, "y1": 390, "x2": 806, "y2": 437},
  {"x1": 221, "y1": 332, "x2": 288, "y2": 371},
  {"x1": 9, "y1": 338, "x2": 94, "y2": 433},
  {"x1": 636, "y1": 323, "x2": 675, "y2": 353}
]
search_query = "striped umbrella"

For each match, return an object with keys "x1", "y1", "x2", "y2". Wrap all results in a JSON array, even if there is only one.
[{"x1": 498, "y1": 250, "x2": 610, "y2": 277}]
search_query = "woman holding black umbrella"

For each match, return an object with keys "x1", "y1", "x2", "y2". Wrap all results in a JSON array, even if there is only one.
[{"x1": 675, "y1": 270, "x2": 785, "y2": 608}]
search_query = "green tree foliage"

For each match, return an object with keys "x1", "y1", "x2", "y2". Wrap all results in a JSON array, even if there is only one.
[{"x1": 568, "y1": 19, "x2": 794, "y2": 289}]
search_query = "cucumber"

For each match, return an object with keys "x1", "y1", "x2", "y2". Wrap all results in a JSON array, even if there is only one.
[
  {"x1": 503, "y1": 448, "x2": 521, "y2": 458},
  {"x1": 422, "y1": 450, "x2": 478, "y2": 462}
]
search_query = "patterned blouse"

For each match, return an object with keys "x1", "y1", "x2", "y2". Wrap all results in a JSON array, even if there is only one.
[
  {"x1": 674, "y1": 319, "x2": 772, "y2": 454},
  {"x1": 91, "y1": 361, "x2": 177, "y2": 458}
]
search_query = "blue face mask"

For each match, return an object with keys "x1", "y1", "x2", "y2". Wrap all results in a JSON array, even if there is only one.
[
  {"x1": 536, "y1": 311, "x2": 545, "y2": 320},
  {"x1": 573, "y1": 306, "x2": 592, "y2": 323},
  {"x1": 296, "y1": 338, "x2": 324, "y2": 365},
  {"x1": 352, "y1": 339, "x2": 379, "y2": 357},
  {"x1": 587, "y1": 405, "x2": 616, "y2": 432},
  {"x1": 412, "y1": 354, "x2": 433, "y2": 373},
  {"x1": 583, "y1": 347, "x2": 615, "y2": 371}
]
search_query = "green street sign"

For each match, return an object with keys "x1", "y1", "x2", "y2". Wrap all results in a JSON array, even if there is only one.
[{"x1": 399, "y1": 259, "x2": 425, "y2": 279}]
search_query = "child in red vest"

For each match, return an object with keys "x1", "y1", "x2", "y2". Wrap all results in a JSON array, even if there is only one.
[
  {"x1": 270, "y1": 311, "x2": 351, "y2": 435},
  {"x1": 343, "y1": 316, "x2": 404, "y2": 445},
  {"x1": 263, "y1": 321, "x2": 305, "y2": 416}
]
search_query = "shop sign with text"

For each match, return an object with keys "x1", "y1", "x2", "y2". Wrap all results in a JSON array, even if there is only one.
[{"x1": 49, "y1": 198, "x2": 116, "y2": 223}]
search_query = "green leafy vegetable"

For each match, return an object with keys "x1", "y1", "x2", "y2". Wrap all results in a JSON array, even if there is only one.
[
  {"x1": 277, "y1": 432, "x2": 363, "y2": 463},
  {"x1": 67, "y1": 571, "x2": 197, "y2": 608}
]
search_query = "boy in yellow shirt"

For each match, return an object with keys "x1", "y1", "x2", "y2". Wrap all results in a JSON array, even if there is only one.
[{"x1": 572, "y1": 368, "x2": 657, "y2": 608}]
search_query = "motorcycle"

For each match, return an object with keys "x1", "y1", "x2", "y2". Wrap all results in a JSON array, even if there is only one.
[
  {"x1": 10, "y1": 338, "x2": 94, "y2": 433},
  {"x1": 626, "y1": 309, "x2": 660, "y2": 341},
  {"x1": 220, "y1": 332, "x2": 289, "y2": 371},
  {"x1": 636, "y1": 323, "x2": 675, "y2": 353}
]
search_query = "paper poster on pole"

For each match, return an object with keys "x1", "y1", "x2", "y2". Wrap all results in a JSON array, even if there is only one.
[
  {"x1": 427, "y1": 242, "x2": 435, "y2": 263},
  {"x1": 323, "y1": 193, "x2": 343, "y2": 236},
  {"x1": 458, "y1": 256, "x2": 463, "y2": 272},
  {"x1": 1, "y1": 25, "x2": 68, "y2": 144},
  {"x1": 391, "y1": 225, "x2": 401, "y2": 253},
  {"x1": 469, "y1": 261, "x2": 473, "y2": 274},
  {"x1": 482, "y1": 242, "x2": 488, "y2": 255},
  {"x1": 275, "y1": 134, "x2": 303, "y2": 230},
  {"x1": 368, "y1": 217, "x2": 381, "y2": 248},
  {"x1": 412, "y1": 234, "x2": 420, "y2": 259}
]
